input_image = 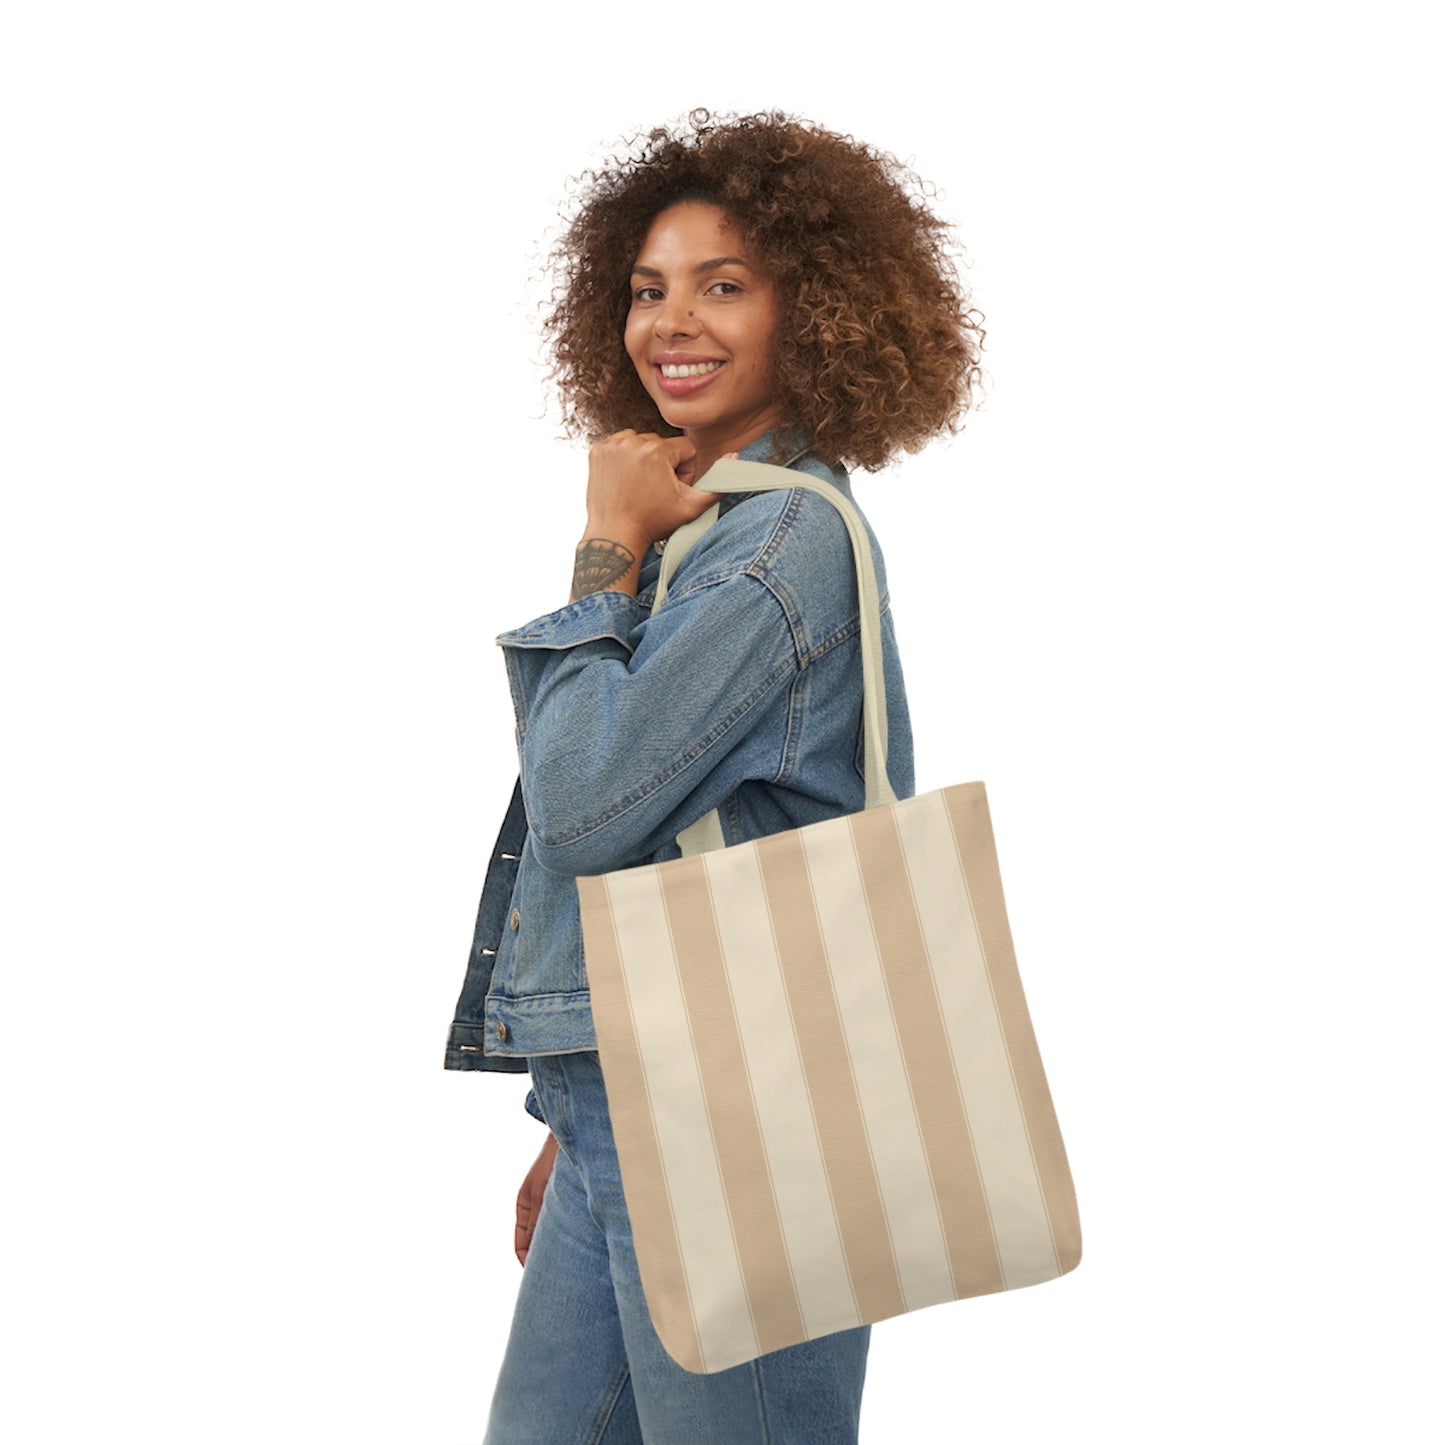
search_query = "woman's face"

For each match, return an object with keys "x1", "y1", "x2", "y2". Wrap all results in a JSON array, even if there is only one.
[{"x1": 624, "y1": 201, "x2": 780, "y2": 458}]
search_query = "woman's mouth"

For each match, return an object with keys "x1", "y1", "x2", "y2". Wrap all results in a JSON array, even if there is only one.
[{"x1": 654, "y1": 359, "x2": 725, "y2": 396}]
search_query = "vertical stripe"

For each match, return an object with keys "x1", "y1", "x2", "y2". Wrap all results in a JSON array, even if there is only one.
[
  {"x1": 848, "y1": 807, "x2": 1007, "y2": 1299},
  {"x1": 799, "y1": 817, "x2": 956, "y2": 1312},
  {"x1": 942, "y1": 783, "x2": 1082, "y2": 1277},
  {"x1": 895, "y1": 791, "x2": 1053, "y2": 1286},
  {"x1": 602, "y1": 868, "x2": 756, "y2": 1368},
  {"x1": 659, "y1": 861, "x2": 805, "y2": 1357},
  {"x1": 576, "y1": 874, "x2": 703, "y2": 1372},
  {"x1": 756, "y1": 827, "x2": 906, "y2": 1326},
  {"x1": 705, "y1": 845, "x2": 859, "y2": 1343}
]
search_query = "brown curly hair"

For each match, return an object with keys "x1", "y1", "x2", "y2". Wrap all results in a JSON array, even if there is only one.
[{"x1": 542, "y1": 111, "x2": 984, "y2": 472}]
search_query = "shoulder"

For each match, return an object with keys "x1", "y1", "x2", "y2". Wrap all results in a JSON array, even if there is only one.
[
  {"x1": 746, "y1": 453, "x2": 878, "y2": 597},
  {"x1": 691, "y1": 452, "x2": 858, "y2": 579},
  {"x1": 657, "y1": 446, "x2": 884, "y2": 619},
  {"x1": 696, "y1": 454, "x2": 873, "y2": 654}
]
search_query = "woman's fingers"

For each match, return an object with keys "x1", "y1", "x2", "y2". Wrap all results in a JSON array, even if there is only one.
[
  {"x1": 514, "y1": 1180, "x2": 540, "y2": 1266},
  {"x1": 655, "y1": 433, "x2": 702, "y2": 483},
  {"x1": 514, "y1": 1134, "x2": 560, "y2": 1267},
  {"x1": 584, "y1": 431, "x2": 706, "y2": 548}
]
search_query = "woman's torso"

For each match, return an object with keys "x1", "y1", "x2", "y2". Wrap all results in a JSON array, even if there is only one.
[{"x1": 445, "y1": 437, "x2": 913, "y2": 1072}]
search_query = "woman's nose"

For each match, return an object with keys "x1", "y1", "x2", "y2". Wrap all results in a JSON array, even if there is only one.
[{"x1": 654, "y1": 295, "x2": 700, "y2": 337}]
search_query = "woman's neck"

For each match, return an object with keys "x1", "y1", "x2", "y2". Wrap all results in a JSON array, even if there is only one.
[{"x1": 684, "y1": 413, "x2": 777, "y2": 480}]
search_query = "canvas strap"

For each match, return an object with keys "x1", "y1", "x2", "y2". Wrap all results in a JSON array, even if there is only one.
[{"x1": 652, "y1": 459, "x2": 897, "y2": 856}]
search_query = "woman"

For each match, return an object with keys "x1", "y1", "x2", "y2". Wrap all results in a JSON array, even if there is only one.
[{"x1": 444, "y1": 112, "x2": 983, "y2": 1443}]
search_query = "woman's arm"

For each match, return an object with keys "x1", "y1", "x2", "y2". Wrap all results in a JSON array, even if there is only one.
[
  {"x1": 500, "y1": 441, "x2": 827, "y2": 877},
  {"x1": 501, "y1": 572, "x2": 798, "y2": 876},
  {"x1": 500, "y1": 460, "x2": 863, "y2": 877}
]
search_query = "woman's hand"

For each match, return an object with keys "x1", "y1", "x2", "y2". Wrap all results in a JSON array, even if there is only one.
[
  {"x1": 515, "y1": 1131, "x2": 560, "y2": 1267},
  {"x1": 571, "y1": 431, "x2": 720, "y2": 600}
]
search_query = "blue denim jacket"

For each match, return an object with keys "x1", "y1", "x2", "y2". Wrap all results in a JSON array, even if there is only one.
[{"x1": 443, "y1": 433, "x2": 914, "y2": 1102}]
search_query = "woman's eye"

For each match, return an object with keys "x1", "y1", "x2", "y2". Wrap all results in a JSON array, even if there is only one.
[
  {"x1": 633, "y1": 286, "x2": 664, "y2": 303},
  {"x1": 707, "y1": 281, "x2": 741, "y2": 296}
]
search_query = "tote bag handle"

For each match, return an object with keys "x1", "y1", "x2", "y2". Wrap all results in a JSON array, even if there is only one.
[{"x1": 653, "y1": 459, "x2": 897, "y2": 855}]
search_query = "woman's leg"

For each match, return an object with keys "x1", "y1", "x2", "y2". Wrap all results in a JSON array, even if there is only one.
[
  {"x1": 483, "y1": 1099, "x2": 643, "y2": 1444},
  {"x1": 523, "y1": 1051, "x2": 870, "y2": 1445}
]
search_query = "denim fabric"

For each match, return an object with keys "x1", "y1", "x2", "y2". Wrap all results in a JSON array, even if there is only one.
[
  {"x1": 483, "y1": 1052, "x2": 870, "y2": 1444},
  {"x1": 444, "y1": 432, "x2": 914, "y2": 1078}
]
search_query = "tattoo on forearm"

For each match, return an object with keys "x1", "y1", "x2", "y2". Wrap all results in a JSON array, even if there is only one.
[{"x1": 571, "y1": 539, "x2": 637, "y2": 599}]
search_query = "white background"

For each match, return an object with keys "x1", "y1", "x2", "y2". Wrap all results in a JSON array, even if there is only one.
[{"x1": 3, "y1": 2, "x2": 1439, "y2": 1441}]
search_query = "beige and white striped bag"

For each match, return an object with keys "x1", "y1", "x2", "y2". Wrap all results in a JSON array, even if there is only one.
[{"x1": 576, "y1": 460, "x2": 1081, "y2": 1375}]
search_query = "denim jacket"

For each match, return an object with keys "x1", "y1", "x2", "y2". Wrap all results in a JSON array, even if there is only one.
[{"x1": 443, "y1": 433, "x2": 914, "y2": 1108}]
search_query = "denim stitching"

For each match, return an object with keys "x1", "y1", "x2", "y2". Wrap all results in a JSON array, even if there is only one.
[
  {"x1": 751, "y1": 485, "x2": 803, "y2": 573},
  {"x1": 504, "y1": 625, "x2": 636, "y2": 649},
  {"x1": 584, "y1": 1364, "x2": 633, "y2": 1445},
  {"x1": 748, "y1": 1357, "x2": 773, "y2": 1445},
  {"x1": 504, "y1": 650, "x2": 528, "y2": 736},
  {"x1": 499, "y1": 591, "x2": 644, "y2": 648},
  {"x1": 777, "y1": 667, "x2": 806, "y2": 788},
  {"x1": 800, "y1": 591, "x2": 893, "y2": 669}
]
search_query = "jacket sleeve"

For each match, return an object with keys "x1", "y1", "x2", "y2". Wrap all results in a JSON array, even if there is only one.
[{"x1": 497, "y1": 547, "x2": 801, "y2": 877}]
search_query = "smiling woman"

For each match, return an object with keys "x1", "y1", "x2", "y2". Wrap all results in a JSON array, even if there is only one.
[
  {"x1": 624, "y1": 202, "x2": 781, "y2": 468},
  {"x1": 545, "y1": 112, "x2": 982, "y2": 472},
  {"x1": 444, "y1": 111, "x2": 984, "y2": 1444}
]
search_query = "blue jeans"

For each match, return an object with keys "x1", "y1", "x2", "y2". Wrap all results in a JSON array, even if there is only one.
[{"x1": 484, "y1": 1052, "x2": 870, "y2": 1444}]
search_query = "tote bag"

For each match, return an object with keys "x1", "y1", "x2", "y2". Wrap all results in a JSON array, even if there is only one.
[{"x1": 576, "y1": 459, "x2": 1081, "y2": 1375}]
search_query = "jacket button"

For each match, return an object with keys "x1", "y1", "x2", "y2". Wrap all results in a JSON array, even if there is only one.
[
  {"x1": 510, "y1": 908, "x2": 521, "y2": 931},
  {"x1": 496, "y1": 1020, "x2": 509, "y2": 1043}
]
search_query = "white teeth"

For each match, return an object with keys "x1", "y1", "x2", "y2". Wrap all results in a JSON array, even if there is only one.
[{"x1": 659, "y1": 361, "x2": 723, "y2": 379}]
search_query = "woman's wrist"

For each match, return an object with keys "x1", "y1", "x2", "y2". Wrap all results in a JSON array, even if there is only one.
[{"x1": 570, "y1": 528, "x2": 646, "y2": 601}]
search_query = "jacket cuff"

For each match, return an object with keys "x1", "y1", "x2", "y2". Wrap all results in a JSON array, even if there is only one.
[
  {"x1": 497, "y1": 591, "x2": 648, "y2": 736},
  {"x1": 523, "y1": 1087, "x2": 546, "y2": 1124},
  {"x1": 497, "y1": 590, "x2": 647, "y2": 651}
]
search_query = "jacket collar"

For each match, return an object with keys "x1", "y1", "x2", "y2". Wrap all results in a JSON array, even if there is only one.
[
  {"x1": 738, "y1": 428, "x2": 811, "y2": 468},
  {"x1": 717, "y1": 429, "x2": 813, "y2": 516}
]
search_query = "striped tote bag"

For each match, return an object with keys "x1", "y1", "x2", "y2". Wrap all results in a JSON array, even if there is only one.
[{"x1": 576, "y1": 460, "x2": 1081, "y2": 1375}]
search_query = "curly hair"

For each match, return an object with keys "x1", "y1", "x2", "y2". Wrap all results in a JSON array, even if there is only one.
[{"x1": 541, "y1": 111, "x2": 984, "y2": 472}]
